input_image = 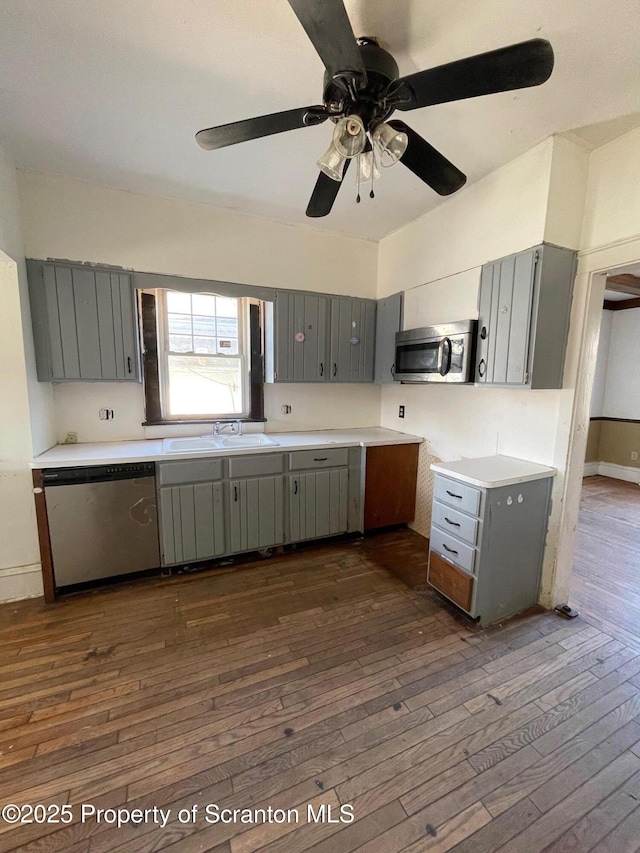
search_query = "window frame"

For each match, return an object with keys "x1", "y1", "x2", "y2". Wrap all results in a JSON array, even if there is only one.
[{"x1": 140, "y1": 290, "x2": 265, "y2": 426}]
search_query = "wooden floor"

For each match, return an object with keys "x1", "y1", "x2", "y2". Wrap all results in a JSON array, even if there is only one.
[
  {"x1": 571, "y1": 476, "x2": 640, "y2": 650},
  {"x1": 2, "y1": 529, "x2": 640, "y2": 852}
]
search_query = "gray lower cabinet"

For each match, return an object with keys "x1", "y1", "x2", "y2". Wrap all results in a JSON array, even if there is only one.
[
  {"x1": 159, "y1": 481, "x2": 226, "y2": 566},
  {"x1": 27, "y1": 260, "x2": 141, "y2": 382},
  {"x1": 428, "y1": 473, "x2": 553, "y2": 625},
  {"x1": 374, "y1": 292, "x2": 403, "y2": 383},
  {"x1": 475, "y1": 243, "x2": 576, "y2": 389},
  {"x1": 229, "y1": 476, "x2": 284, "y2": 553},
  {"x1": 287, "y1": 468, "x2": 348, "y2": 543}
]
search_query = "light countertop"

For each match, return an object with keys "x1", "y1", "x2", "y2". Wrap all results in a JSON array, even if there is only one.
[
  {"x1": 431, "y1": 455, "x2": 556, "y2": 488},
  {"x1": 32, "y1": 428, "x2": 423, "y2": 469}
]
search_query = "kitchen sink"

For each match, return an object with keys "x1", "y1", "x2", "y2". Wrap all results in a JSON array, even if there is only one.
[
  {"x1": 162, "y1": 434, "x2": 279, "y2": 453},
  {"x1": 214, "y1": 434, "x2": 280, "y2": 448},
  {"x1": 162, "y1": 437, "x2": 221, "y2": 453}
]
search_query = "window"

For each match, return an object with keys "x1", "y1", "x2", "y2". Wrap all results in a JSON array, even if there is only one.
[{"x1": 143, "y1": 289, "x2": 258, "y2": 421}]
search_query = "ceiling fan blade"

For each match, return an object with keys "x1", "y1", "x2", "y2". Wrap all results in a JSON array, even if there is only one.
[
  {"x1": 392, "y1": 38, "x2": 554, "y2": 111},
  {"x1": 389, "y1": 120, "x2": 466, "y2": 196},
  {"x1": 287, "y1": 0, "x2": 367, "y2": 90},
  {"x1": 306, "y1": 160, "x2": 350, "y2": 217},
  {"x1": 196, "y1": 106, "x2": 327, "y2": 150}
]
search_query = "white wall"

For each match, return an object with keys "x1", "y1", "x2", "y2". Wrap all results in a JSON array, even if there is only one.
[
  {"x1": 590, "y1": 310, "x2": 613, "y2": 418},
  {"x1": 18, "y1": 171, "x2": 381, "y2": 443},
  {"x1": 601, "y1": 308, "x2": 640, "y2": 418},
  {"x1": 581, "y1": 127, "x2": 640, "y2": 250},
  {"x1": 0, "y1": 146, "x2": 55, "y2": 601},
  {"x1": 377, "y1": 136, "x2": 589, "y2": 604}
]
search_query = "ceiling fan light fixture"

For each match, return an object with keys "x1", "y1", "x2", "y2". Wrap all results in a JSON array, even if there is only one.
[
  {"x1": 317, "y1": 142, "x2": 347, "y2": 182},
  {"x1": 356, "y1": 149, "x2": 380, "y2": 184},
  {"x1": 372, "y1": 122, "x2": 409, "y2": 167},
  {"x1": 332, "y1": 115, "x2": 367, "y2": 158}
]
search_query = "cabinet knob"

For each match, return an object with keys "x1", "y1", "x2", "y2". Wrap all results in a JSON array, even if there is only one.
[{"x1": 480, "y1": 326, "x2": 487, "y2": 340}]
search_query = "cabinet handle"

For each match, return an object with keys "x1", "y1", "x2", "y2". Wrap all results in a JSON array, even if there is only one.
[
  {"x1": 446, "y1": 490, "x2": 463, "y2": 500},
  {"x1": 390, "y1": 363, "x2": 395, "y2": 376},
  {"x1": 444, "y1": 517, "x2": 461, "y2": 527},
  {"x1": 294, "y1": 479, "x2": 298, "y2": 495},
  {"x1": 234, "y1": 486, "x2": 238, "y2": 502},
  {"x1": 443, "y1": 543, "x2": 459, "y2": 556},
  {"x1": 127, "y1": 356, "x2": 132, "y2": 374},
  {"x1": 333, "y1": 363, "x2": 337, "y2": 377},
  {"x1": 313, "y1": 457, "x2": 328, "y2": 462},
  {"x1": 320, "y1": 362, "x2": 324, "y2": 377},
  {"x1": 478, "y1": 359, "x2": 486, "y2": 378}
]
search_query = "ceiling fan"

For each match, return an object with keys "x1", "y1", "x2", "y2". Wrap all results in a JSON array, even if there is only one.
[{"x1": 196, "y1": 0, "x2": 554, "y2": 218}]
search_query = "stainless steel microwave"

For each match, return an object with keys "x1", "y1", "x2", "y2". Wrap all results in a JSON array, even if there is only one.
[{"x1": 393, "y1": 320, "x2": 477, "y2": 383}]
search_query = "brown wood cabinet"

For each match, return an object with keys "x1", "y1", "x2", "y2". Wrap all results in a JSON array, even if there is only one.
[
  {"x1": 428, "y1": 551, "x2": 473, "y2": 611},
  {"x1": 364, "y1": 443, "x2": 419, "y2": 531}
]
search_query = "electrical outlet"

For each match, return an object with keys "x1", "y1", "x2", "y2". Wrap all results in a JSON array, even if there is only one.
[
  {"x1": 281, "y1": 404, "x2": 292, "y2": 415},
  {"x1": 399, "y1": 405, "x2": 405, "y2": 418},
  {"x1": 99, "y1": 408, "x2": 114, "y2": 420},
  {"x1": 632, "y1": 451, "x2": 638, "y2": 461}
]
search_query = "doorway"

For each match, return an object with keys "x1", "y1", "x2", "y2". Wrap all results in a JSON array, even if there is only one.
[{"x1": 569, "y1": 272, "x2": 640, "y2": 645}]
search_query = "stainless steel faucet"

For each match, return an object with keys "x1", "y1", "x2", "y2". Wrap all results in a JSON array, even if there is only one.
[{"x1": 213, "y1": 420, "x2": 243, "y2": 437}]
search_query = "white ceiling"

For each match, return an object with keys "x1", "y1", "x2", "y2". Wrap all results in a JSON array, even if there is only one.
[{"x1": 1, "y1": 0, "x2": 639, "y2": 240}]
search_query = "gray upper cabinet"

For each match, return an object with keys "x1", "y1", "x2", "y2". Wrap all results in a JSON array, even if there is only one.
[
  {"x1": 265, "y1": 290, "x2": 376, "y2": 384},
  {"x1": 269, "y1": 290, "x2": 328, "y2": 382},
  {"x1": 475, "y1": 244, "x2": 576, "y2": 389},
  {"x1": 329, "y1": 296, "x2": 376, "y2": 383},
  {"x1": 27, "y1": 260, "x2": 141, "y2": 382},
  {"x1": 374, "y1": 291, "x2": 403, "y2": 383}
]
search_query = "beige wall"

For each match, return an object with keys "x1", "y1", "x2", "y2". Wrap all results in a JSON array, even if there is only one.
[
  {"x1": 589, "y1": 420, "x2": 640, "y2": 469},
  {"x1": 377, "y1": 137, "x2": 589, "y2": 605},
  {"x1": 18, "y1": 171, "x2": 382, "y2": 445},
  {"x1": 0, "y1": 146, "x2": 55, "y2": 601}
]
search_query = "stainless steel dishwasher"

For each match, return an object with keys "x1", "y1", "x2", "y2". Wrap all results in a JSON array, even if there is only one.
[{"x1": 42, "y1": 462, "x2": 160, "y2": 587}]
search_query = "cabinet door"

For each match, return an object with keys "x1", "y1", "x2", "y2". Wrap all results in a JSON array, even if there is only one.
[
  {"x1": 476, "y1": 248, "x2": 536, "y2": 386},
  {"x1": 329, "y1": 297, "x2": 376, "y2": 382},
  {"x1": 374, "y1": 292, "x2": 403, "y2": 383},
  {"x1": 28, "y1": 261, "x2": 141, "y2": 381},
  {"x1": 273, "y1": 291, "x2": 327, "y2": 381},
  {"x1": 287, "y1": 469, "x2": 348, "y2": 543},
  {"x1": 229, "y1": 476, "x2": 283, "y2": 552},
  {"x1": 158, "y1": 481, "x2": 225, "y2": 566}
]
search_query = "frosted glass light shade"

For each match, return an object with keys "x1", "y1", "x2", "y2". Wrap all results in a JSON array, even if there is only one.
[
  {"x1": 333, "y1": 116, "x2": 366, "y2": 158},
  {"x1": 356, "y1": 150, "x2": 380, "y2": 183},
  {"x1": 317, "y1": 142, "x2": 347, "y2": 182},
  {"x1": 372, "y1": 122, "x2": 408, "y2": 167}
]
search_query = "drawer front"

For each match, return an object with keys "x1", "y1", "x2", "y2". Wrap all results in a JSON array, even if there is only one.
[
  {"x1": 428, "y1": 551, "x2": 473, "y2": 612},
  {"x1": 434, "y1": 475, "x2": 481, "y2": 517},
  {"x1": 228, "y1": 453, "x2": 284, "y2": 478},
  {"x1": 430, "y1": 525, "x2": 476, "y2": 574},
  {"x1": 158, "y1": 458, "x2": 223, "y2": 486},
  {"x1": 432, "y1": 500, "x2": 479, "y2": 545},
  {"x1": 289, "y1": 447, "x2": 349, "y2": 471}
]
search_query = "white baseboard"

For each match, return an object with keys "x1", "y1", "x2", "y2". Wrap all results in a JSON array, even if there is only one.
[
  {"x1": 583, "y1": 462, "x2": 599, "y2": 477},
  {"x1": 589, "y1": 461, "x2": 640, "y2": 484},
  {"x1": 0, "y1": 564, "x2": 43, "y2": 603}
]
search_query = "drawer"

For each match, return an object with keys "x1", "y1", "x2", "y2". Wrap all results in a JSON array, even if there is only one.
[
  {"x1": 428, "y1": 551, "x2": 473, "y2": 613},
  {"x1": 158, "y1": 458, "x2": 223, "y2": 486},
  {"x1": 228, "y1": 453, "x2": 284, "y2": 478},
  {"x1": 432, "y1": 500, "x2": 479, "y2": 545},
  {"x1": 289, "y1": 447, "x2": 349, "y2": 471},
  {"x1": 434, "y1": 475, "x2": 481, "y2": 517},
  {"x1": 430, "y1": 525, "x2": 476, "y2": 574}
]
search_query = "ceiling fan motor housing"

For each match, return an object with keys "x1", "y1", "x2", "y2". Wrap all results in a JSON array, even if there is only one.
[{"x1": 323, "y1": 38, "x2": 399, "y2": 128}]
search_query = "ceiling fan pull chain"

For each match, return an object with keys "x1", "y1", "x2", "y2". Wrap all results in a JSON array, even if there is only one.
[
  {"x1": 370, "y1": 147, "x2": 376, "y2": 199},
  {"x1": 356, "y1": 155, "x2": 361, "y2": 203}
]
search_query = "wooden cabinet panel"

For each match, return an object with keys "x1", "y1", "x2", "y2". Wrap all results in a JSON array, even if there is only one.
[
  {"x1": 287, "y1": 469, "x2": 348, "y2": 543},
  {"x1": 428, "y1": 551, "x2": 473, "y2": 612},
  {"x1": 374, "y1": 291, "x2": 403, "y2": 384},
  {"x1": 364, "y1": 443, "x2": 419, "y2": 530},
  {"x1": 229, "y1": 475, "x2": 283, "y2": 553},
  {"x1": 27, "y1": 260, "x2": 141, "y2": 382},
  {"x1": 159, "y1": 481, "x2": 225, "y2": 566}
]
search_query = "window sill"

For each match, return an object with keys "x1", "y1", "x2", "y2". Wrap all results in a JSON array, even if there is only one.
[{"x1": 142, "y1": 417, "x2": 267, "y2": 427}]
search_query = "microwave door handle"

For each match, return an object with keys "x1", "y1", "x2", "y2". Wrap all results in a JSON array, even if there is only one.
[{"x1": 439, "y1": 337, "x2": 452, "y2": 376}]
